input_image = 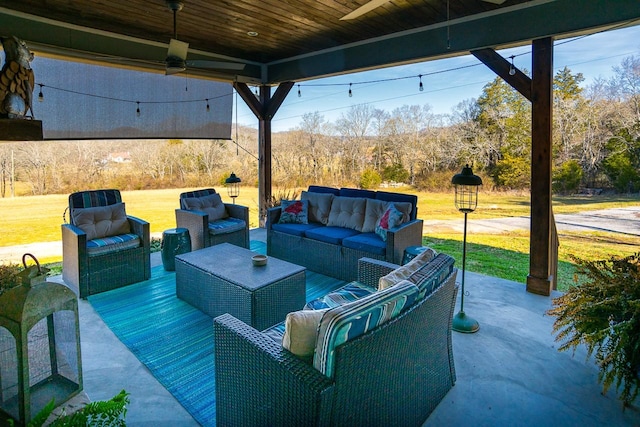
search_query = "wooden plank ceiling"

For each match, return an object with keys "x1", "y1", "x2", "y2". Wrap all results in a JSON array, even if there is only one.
[{"x1": 0, "y1": 0, "x2": 639, "y2": 84}]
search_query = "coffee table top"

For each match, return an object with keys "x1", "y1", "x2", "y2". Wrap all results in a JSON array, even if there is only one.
[{"x1": 175, "y1": 243, "x2": 305, "y2": 291}]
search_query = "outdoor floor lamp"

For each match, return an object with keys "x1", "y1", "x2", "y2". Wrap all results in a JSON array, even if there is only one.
[
  {"x1": 225, "y1": 172, "x2": 241, "y2": 204},
  {"x1": 452, "y1": 164, "x2": 482, "y2": 333}
]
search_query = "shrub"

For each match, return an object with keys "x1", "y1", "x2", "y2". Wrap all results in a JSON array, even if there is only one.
[
  {"x1": 359, "y1": 168, "x2": 382, "y2": 189},
  {"x1": 491, "y1": 154, "x2": 530, "y2": 189},
  {"x1": 553, "y1": 160, "x2": 583, "y2": 194},
  {"x1": 547, "y1": 252, "x2": 640, "y2": 406},
  {"x1": 381, "y1": 163, "x2": 409, "y2": 183}
]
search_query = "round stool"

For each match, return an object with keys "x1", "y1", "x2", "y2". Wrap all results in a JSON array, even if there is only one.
[
  {"x1": 161, "y1": 228, "x2": 191, "y2": 271},
  {"x1": 402, "y1": 245, "x2": 429, "y2": 265}
]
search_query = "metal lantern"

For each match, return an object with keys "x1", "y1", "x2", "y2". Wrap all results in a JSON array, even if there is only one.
[
  {"x1": 0, "y1": 276, "x2": 83, "y2": 424},
  {"x1": 225, "y1": 172, "x2": 241, "y2": 204},
  {"x1": 451, "y1": 164, "x2": 482, "y2": 333}
]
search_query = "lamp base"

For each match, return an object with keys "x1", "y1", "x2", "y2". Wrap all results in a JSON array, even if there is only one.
[{"x1": 452, "y1": 311, "x2": 479, "y2": 333}]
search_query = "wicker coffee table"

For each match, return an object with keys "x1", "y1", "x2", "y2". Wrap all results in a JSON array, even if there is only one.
[{"x1": 175, "y1": 243, "x2": 306, "y2": 330}]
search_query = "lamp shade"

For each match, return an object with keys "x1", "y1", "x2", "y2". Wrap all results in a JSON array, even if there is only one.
[
  {"x1": 225, "y1": 172, "x2": 241, "y2": 185},
  {"x1": 452, "y1": 164, "x2": 482, "y2": 213}
]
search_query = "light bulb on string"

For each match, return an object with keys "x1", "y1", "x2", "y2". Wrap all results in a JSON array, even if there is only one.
[
  {"x1": 298, "y1": 84, "x2": 301, "y2": 98},
  {"x1": 348, "y1": 83, "x2": 353, "y2": 97},
  {"x1": 509, "y1": 55, "x2": 516, "y2": 76},
  {"x1": 419, "y1": 75, "x2": 424, "y2": 92},
  {"x1": 206, "y1": 99, "x2": 210, "y2": 112},
  {"x1": 38, "y1": 84, "x2": 44, "y2": 102},
  {"x1": 136, "y1": 101, "x2": 141, "y2": 117}
]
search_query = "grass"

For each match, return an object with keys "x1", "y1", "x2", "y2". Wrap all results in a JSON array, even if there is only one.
[{"x1": 1, "y1": 187, "x2": 638, "y2": 291}]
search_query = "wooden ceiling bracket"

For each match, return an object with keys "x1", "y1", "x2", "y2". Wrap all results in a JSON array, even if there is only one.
[{"x1": 471, "y1": 48, "x2": 532, "y2": 101}]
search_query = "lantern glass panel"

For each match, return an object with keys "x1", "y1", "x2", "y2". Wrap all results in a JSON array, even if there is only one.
[{"x1": 454, "y1": 184, "x2": 478, "y2": 213}]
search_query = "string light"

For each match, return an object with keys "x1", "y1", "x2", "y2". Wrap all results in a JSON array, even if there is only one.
[
  {"x1": 206, "y1": 98, "x2": 210, "y2": 112},
  {"x1": 298, "y1": 84, "x2": 301, "y2": 97},
  {"x1": 509, "y1": 55, "x2": 516, "y2": 76},
  {"x1": 38, "y1": 84, "x2": 44, "y2": 102},
  {"x1": 419, "y1": 75, "x2": 424, "y2": 91},
  {"x1": 348, "y1": 83, "x2": 352, "y2": 97},
  {"x1": 136, "y1": 101, "x2": 140, "y2": 117}
]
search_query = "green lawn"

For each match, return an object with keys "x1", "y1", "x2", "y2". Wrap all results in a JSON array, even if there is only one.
[{"x1": 1, "y1": 187, "x2": 638, "y2": 291}]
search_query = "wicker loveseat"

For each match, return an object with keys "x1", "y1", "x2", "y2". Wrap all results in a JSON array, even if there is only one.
[
  {"x1": 62, "y1": 189, "x2": 151, "y2": 298},
  {"x1": 214, "y1": 251, "x2": 458, "y2": 426},
  {"x1": 175, "y1": 188, "x2": 250, "y2": 250},
  {"x1": 267, "y1": 185, "x2": 423, "y2": 281}
]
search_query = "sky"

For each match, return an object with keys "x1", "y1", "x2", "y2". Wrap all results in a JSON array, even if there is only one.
[{"x1": 233, "y1": 23, "x2": 640, "y2": 133}]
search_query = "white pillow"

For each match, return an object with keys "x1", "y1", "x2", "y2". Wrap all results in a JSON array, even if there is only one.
[
  {"x1": 326, "y1": 196, "x2": 367, "y2": 231},
  {"x1": 71, "y1": 202, "x2": 131, "y2": 241},
  {"x1": 362, "y1": 199, "x2": 413, "y2": 233},
  {"x1": 183, "y1": 193, "x2": 228, "y2": 222},
  {"x1": 378, "y1": 247, "x2": 437, "y2": 290},
  {"x1": 282, "y1": 308, "x2": 328, "y2": 358},
  {"x1": 301, "y1": 191, "x2": 334, "y2": 224}
]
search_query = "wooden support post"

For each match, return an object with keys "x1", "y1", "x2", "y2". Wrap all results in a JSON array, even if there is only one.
[{"x1": 527, "y1": 37, "x2": 554, "y2": 296}]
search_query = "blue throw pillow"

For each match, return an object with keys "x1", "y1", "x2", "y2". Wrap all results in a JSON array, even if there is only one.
[
  {"x1": 375, "y1": 203, "x2": 404, "y2": 241},
  {"x1": 278, "y1": 199, "x2": 309, "y2": 224}
]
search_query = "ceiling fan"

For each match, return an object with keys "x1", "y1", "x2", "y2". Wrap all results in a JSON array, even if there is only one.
[
  {"x1": 163, "y1": 1, "x2": 245, "y2": 75},
  {"x1": 340, "y1": 0, "x2": 507, "y2": 21}
]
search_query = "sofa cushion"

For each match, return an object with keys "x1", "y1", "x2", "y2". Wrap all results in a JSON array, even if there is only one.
[
  {"x1": 313, "y1": 280, "x2": 419, "y2": 378},
  {"x1": 341, "y1": 232, "x2": 386, "y2": 256},
  {"x1": 87, "y1": 233, "x2": 140, "y2": 256},
  {"x1": 282, "y1": 308, "x2": 329, "y2": 358},
  {"x1": 376, "y1": 191, "x2": 418, "y2": 220},
  {"x1": 307, "y1": 185, "x2": 340, "y2": 195},
  {"x1": 71, "y1": 202, "x2": 131, "y2": 241},
  {"x1": 362, "y1": 199, "x2": 413, "y2": 233},
  {"x1": 375, "y1": 204, "x2": 405, "y2": 241},
  {"x1": 327, "y1": 196, "x2": 367, "y2": 231},
  {"x1": 278, "y1": 200, "x2": 309, "y2": 224},
  {"x1": 339, "y1": 187, "x2": 376, "y2": 199},
  {"x1": 301, "y1": 191, "x2": 334, "y2": 224},
  {"x1": 378, "y1": 246, "x2": 437, "y2": 290},
  {"x1": 405, "y1": 253, "x2": 456, "y2": 298},
  {"x1": 271, "y1": 222, "x2": 323, "y2": 237},
  {"x1": 304, "y1": 226, "x2": 360, "y2": 245},
  {"x1": 183, "y1": 193, "x2": 229, "y2": 222},
  {"x1": 208, "y1": 217, "x2": 246, "y2": 235},
  {"x1": 304, "y1": 281, "x2": 377, "y2": 310}
]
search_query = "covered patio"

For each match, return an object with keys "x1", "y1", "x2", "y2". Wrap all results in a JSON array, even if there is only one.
[{"x1": 63, "y1": 229, "x2": 640, "y2": 426}]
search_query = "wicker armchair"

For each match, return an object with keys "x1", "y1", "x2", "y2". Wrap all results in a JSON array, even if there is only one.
[
  {"x1": 214, "y1": 258, "x2": 458, "y2": 426},
  {"x1": 62, "y1": 189, "x2": 150, "y2": 298},
  {"x1": 175, "y1": 188, "x2": 249, "y2": 250}
]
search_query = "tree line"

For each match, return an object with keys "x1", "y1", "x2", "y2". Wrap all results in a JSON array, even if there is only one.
[{"x1": 1, "y1": 54, "x2": 639, "y2": 197}]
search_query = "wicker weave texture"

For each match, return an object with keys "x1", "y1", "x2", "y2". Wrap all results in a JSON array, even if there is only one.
[
  {"x1": 213, "y1": 267, "x2": 458, "y2": 426},
  {"x1": 175, "y1": 245, "x2": 306, "y2": 330}
]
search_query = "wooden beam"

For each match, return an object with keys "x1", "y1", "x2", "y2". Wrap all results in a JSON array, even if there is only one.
[
  {"x1": 527, "y1": 37, "x2": 554, "y2": 296},
  {"x1": 0, "y1": 119, "x2": 43, "y2": 141},
  {"x1": 471, "y1": 49, "x2": 532, "y2": 101}
]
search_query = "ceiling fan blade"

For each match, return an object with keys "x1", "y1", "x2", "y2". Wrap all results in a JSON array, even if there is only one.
[
  {"x1": 167, "y1": 38, "x2": 189, "y2": 61},
  {"x1": 340, "y1": 0, "x2": 392, "y2": 20},
  {"x1": 482, "y1": 0, "x2": 507, "y2": 4},
  {"x1": 187, "y1": 60, "x2": 245, "y2": 71}
]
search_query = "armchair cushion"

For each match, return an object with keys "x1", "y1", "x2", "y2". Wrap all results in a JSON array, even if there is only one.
[
  {"x1": 313, "y1": 280, "x2": 419, "y2": 378},
  {"x1": 304, "y1": 281, "x2": 376, "y2": 310},
  {"x1": 71, "y1": 202, "x2": 131, "y2": 240},
  {"x1": 301, "y1": 191, "x2": 334, "y2": 224},
  {"x1": 378, "y1": 247, "x2": 437, "y2": 290},
  {"x1": 183, "y1": 193, "x2": 228, "y2": 221},
  {"x1": 278, "y1": 199, "x2": 309, "y2": 224},
  {"x1": 87, "y1": 233, "x2": 141, "y2": 256},
  {"x1": 208, "y1": 217, "x2": 246, "y2": 235},
  {"x1": 282, "y1": 308, "x2": 329, "y2": 358}
]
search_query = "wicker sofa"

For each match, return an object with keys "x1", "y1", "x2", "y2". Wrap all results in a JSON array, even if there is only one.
[
  {"x1": 267, "y1": 185, "x2": 423, "y2": 281},
  {"x1": 214, "y1": 251, "x2": 458, "y2": 426}
]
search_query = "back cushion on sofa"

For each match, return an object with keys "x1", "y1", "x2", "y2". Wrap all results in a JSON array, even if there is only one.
[
  {"x1": 362, "y1": 199, "x2": 413, "y2": 233},
  {"x1": 378, "y1": 247, "x2": 437, "y2": 290},
  {"x1": 301, "y1": 191, "x2": 334, "y2": 224},
  {"x1": 375, "y1": 191, "x2": 418, "y2": 220},
  {"x1": 71, "y1": 202, "x2": 131, "y2": 241},
  {"x1": 182, "y1": 193, "x2": 229, "y2": 222},
  {"x1": 313, "y1": 280, "x2": 419, "y2": 378},
  {"x1": 327, "y1": 196, "x2": 367, "y2": 231},
  {"x1": 339, "y1": 187, "x2": 376, "y2": 199}
]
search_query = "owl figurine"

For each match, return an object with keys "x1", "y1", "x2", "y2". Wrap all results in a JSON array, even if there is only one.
[{"x1": 0, "y1": 36, "x2": 35, "y2": 119}]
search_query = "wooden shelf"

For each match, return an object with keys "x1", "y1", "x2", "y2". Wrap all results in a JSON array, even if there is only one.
[{"x1": 0, "y1": 119, "x2": 43, "y2": 141}]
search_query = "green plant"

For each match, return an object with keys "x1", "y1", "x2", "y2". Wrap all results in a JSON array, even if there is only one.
[
  {"x1": 359, "y1": 168, "x2": 382, "y2": 189},
  {"x1": 547, "y1": 252, "x2": 640, "y2": 406},
  {"x1": 0, "y1": 263, "x2": 22, "y2": 295},
  {"x1": 9, "y1": 389, "x2": 130, "y2": 427},
  {"x1": 267, "y1": 189, "x2": 300, "y2": 208},
  {"x1": 553, "y1": 160, "x2": 583, "y2": 194}
]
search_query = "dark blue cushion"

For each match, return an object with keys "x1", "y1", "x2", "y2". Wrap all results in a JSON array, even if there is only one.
[
  {"x1": 376, "y1": 191, "x2": 418, "y2": 220},
  {"x1": 308, "y1": 185, "x2": 340, "y2": 195},
  {"x1": 272, "y1": 222, "x2": 322, "y2": 237},
  {"x1": 304, "y1": 226, "x2": 360, "y2": 245},
  {"x1": 342, "y1": 232, "x2": 386, "y2": 256},
  {"x1": 339, "y1": 187, "x2": 376, "y2": 199}
]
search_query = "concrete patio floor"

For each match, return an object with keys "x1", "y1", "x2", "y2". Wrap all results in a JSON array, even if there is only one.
[{"x1": 64, "y1": 228, "x2": 639, "y2": 426}]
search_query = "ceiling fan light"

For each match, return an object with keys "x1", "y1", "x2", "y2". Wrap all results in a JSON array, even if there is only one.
[{"x1": 165, "y1": 56, "x2": 186, "y2": 74}]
